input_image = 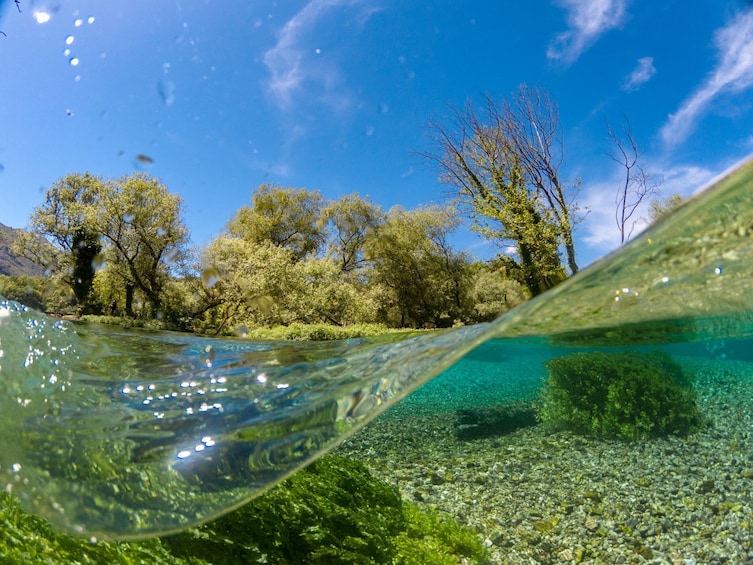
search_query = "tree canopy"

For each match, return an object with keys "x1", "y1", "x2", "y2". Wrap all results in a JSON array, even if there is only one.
[
  {"x1": 20, "y1": 172, "x2": 189, "y2": 318},
  {"x1": 423, "y1": 86, "x2": 574, "y2": 295}
]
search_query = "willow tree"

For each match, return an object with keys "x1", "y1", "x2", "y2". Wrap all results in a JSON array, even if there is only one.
[
  {"x1": 94, "y1": 173, "x2": 188, "y2": 317},
  {"x1": 22, "y1": 172, "x2": 188, "y2": 317},
  {"x1": 425, "y1": 84, "x2": 579, "y2": 285},
  {"x1": 17, "y1": 172, "x2": 105, "y2": 312},
  {"x1": 228, "y1": 184, "x2": 326, "y2": 261}
]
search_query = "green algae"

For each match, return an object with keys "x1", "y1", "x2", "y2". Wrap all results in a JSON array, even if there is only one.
[
  {"x1": 538, "y1": 350, "x2": 705, "y2": 440},
  {"x1": 0, "y1": 455, "x2": 487, "y2": 565}
]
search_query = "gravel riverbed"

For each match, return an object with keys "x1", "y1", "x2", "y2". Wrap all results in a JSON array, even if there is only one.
[{"x1": 337, "y1": 358, "x2": 753, "y2": 564}]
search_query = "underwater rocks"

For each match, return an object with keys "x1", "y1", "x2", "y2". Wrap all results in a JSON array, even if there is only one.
[{"x1": 338, "y1": 357, "x2": 753, "y2": 564}]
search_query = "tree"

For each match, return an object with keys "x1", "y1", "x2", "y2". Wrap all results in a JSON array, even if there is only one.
[
  {"x1": 320, "y1": 194, "x2": 384, "y2": 273},
  {"x1": 365, "y1": 205, "x2": 472, "y2": 327},
  {"x1": 229, "y1": 184, "x2": 326, "y2": 261},
  {"x1": 425, "y1": 85, "x2": 580, "y2": 279},
  {"x1": 606, "y1": 116, "x2": 663, "y2": 243},
  {"x1": 648, "y1": 193, "x2": 685, "y2": 223},
  {"x1": 17, "y1": 172, "x2": 105, "y2": 313},
  {"x1": 21, "y1": 172, "x2": 188, "y2": 318},
  {"x1": 93, "y1": 173, "x2": 188, "y2": 317}
]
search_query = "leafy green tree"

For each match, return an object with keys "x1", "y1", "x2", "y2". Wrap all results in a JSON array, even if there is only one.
[
  {"x1": 21, "y1": 172, "x2": 188, "y2": 318},
  {"x1": 229, "y1": 184, "x2": 326, "y2": 261},
  {"x1": 467, "y1": 266, "x2": 527, "y2": 322},
  {"x1": 424, "y1": 85, "x2": 580, "y2": 288},
  {"x1": 320, "y1": 193, "x2": 384, "y2": 273},
  {"x1": 91, "y1": 173, "x2": 188, "y2": 318},
  {"x1": 17, "y1": 172, "x2": 105, "y2": 312},
  {"x1": 365, "y1": 205, "x2": 472, "y2": 328}
]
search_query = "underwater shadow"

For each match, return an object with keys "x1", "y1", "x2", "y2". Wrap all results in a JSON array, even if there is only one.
[{"x1": 454, "y1": 401, "x2": 538, "y2": 441}]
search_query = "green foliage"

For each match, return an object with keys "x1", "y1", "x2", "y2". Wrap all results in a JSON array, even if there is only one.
[
  {"x1": 0, "y1": 455, "x2": 485, "y2": 564},
  {"x1": 538, "y1": 350, "x2": 705, "y2": 440},
  {"x1": 0, "y1": 493, "x2": 197, "y2": 565},
  {"x1": 164, "y1": 455, "x2": 487, "y2": 565},
  {"x1": 242, "y1": 322, "x2": 414, "y2": 341},
  {"x1": 228, "y1": 184, "x2": 326, "y2": 261},
  {"x1": 25, "y1": 172, "x2": 189, "y2": 318},
  {"x1": 0, "y1": 275, "x2": 75, "y2": 314},
  {"x1": 467, "y1": 266, "x2": 527, "y2": 322},
  {"x1": 365, "y1": 205, "x2": 473, "y2": 328},
  {"x1": 395, "y1": 503, "x2": 489, "y2": 565},
  {"x1": 321, "y1": 193, "x2": 384, "y2": 272}
]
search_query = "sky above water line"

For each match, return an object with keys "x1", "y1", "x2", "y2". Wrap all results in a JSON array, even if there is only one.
[{"x1": 1, "y1": 0, "x2": 753, "y2": 266}]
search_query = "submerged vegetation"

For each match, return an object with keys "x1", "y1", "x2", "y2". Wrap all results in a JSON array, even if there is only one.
[
  {"x1": 537, "y1": 350, "x2": 705, "y2": 440},
  {"x1": 0, "y1": 455, "x2": 487, "y2": 565}
]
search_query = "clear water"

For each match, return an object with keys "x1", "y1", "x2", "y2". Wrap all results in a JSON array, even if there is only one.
[{"x1": 2, "y1": 158, "x2": 753, "y2": 541}]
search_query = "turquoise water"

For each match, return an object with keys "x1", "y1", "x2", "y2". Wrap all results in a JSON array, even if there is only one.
[{"x1": 2, "y1": 158, "x2": 753, "y2": 543}]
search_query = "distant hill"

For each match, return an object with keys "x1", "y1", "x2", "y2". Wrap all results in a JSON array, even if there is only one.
[{"x1": 0, "y1": 222, "x2": 46, "y2": 277}]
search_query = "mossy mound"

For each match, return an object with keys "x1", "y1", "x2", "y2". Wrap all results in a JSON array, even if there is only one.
[
  {"x1": 537, "y1": 350, "x2": 705, "y2": 440},
  {"x1": 164, "y1": 455, "x2": 487, "y2": 564},
  {"x1": 0, "y1": 455, "x2": 487, "y2": 565}
]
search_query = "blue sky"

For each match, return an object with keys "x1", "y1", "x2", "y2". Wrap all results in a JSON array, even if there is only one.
[{"x1": 1, "y1": 0, "x2": 753, "y2": 267}]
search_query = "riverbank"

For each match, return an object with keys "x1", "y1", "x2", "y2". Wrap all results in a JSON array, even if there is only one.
[{"x1": 337, "y1": 357, "x2": 753, "y2": 564}]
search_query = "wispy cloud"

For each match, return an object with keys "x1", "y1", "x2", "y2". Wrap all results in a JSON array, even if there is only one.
[
  {"x1": 661, "y1": 10, "x2": 753, "y2": 147},
  {"x1": 623, "y1": 56, "x2": 656, "y2": 91},
  {"x1": 547, "y1": 0, "x2": 628, "y2": 66},
  {"x1": 262, "y1": 0, "x2": 376, "y2": 110},
  {"x1": 580, "y1": 162, "x2": 716, "y2": 255}
]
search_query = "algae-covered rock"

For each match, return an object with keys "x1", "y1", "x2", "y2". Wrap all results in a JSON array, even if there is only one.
[{"x1": 537, "y1": 350, "x2": 705, "y2": 440}]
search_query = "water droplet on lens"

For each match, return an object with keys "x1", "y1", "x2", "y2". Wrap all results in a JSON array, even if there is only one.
[
  {"x1": 201, "y1": 267, "x2": 221, "y2": 289},
  {"x1": 87, "y1": 16, "x2": 95, "y2": 24},
  {"x1": 74, "y1": 18, "x2": 83, "y2": 27},
  {"x1": 65, "y1": 35, "x2": 74, "y2": 45},
  {"x1": 157, "y1": 79, "x2": 176, "y2": 106},
  {"x1": 69, "y1": 57, "x2": 79, "y2": 66},
  {"x1": 64, "y1": 48, "x2": 70, "y2": 56},
  {"x1": 164, "y1": 248, "x2": 180, "y2": 263},
  {"x1": 34, "y1": 11, "x2": 51, "y2": 24},
  {"x1": 91, "y1": 255, "x2": 106, "y2": 272}
]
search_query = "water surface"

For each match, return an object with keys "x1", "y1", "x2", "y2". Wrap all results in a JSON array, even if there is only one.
[{"x1": 2, "y1": 158, "x2": 753, "y2": 542}]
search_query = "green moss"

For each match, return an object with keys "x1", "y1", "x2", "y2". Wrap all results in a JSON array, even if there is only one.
[
  {"x1": 537, "y1": 350, "x2": 705, "y2": 440},
  {"x1": 164, "y1": 455, "x2": 487, "y2": 564},
  {"x1": 0, "y1": 492, "x2": 198, "y2": 565},
  {"x1": 0, "y1": 453, "x2": 486, "y2": 564}
]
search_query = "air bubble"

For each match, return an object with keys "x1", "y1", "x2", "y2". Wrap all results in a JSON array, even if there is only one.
[
  {"x1": 87, "y1": 16, "x2": 95, "y2": 24},
  {"x1": 74, "y1": 18, "x2": 83, "y2": 27},
  {"x1": 65, "y1": 35, "x2": 74, "y2": 45}
]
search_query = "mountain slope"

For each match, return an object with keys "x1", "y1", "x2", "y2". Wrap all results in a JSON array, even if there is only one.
[{"x1": 0, "y1": 222, "x2": 46, "y2": 277}]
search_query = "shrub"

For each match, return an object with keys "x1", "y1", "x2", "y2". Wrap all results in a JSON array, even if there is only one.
[{"x1": 537, "y1": 350, "x2": 705, "y2": 440}]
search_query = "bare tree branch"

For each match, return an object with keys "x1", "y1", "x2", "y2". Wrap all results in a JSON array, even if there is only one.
[{"x1": 606, "y1": 115, "x2": 663, "y2": 244}]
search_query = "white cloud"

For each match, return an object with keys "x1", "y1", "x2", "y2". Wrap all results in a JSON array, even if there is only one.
[
  {"x1": 623, "y1": 56, "x2": 656, "y2": 91},
  {"x1": 262, "y1": 0, "x2": 376, "y2": 110},
  {"x1": 661, "y1": 10, "x2": 753, "y2": 147},
  {"x1": 547, "y1": 0, "x2": 628, "y2": 65},
  {"x1": 579, "y1": 162, "x2": 717, "y2": 255}
]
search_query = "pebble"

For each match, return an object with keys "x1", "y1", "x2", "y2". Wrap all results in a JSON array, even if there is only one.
[{"x1": 337, "y1": 358, "x2": 753, "y2": 564}]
